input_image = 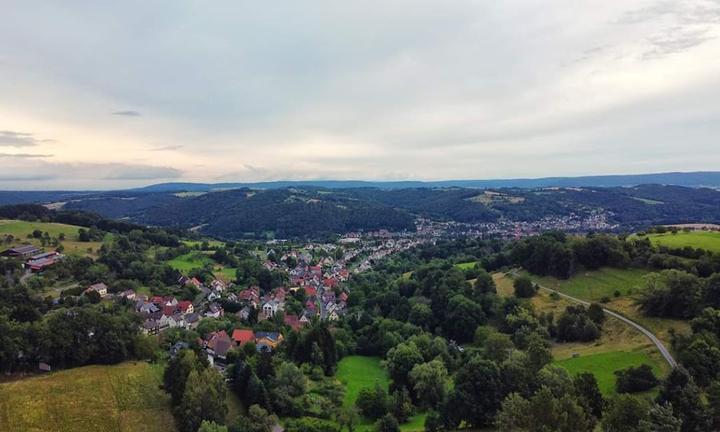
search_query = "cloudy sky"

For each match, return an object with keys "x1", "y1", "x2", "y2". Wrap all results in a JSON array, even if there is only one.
[{"x1": 1, "y1": 1, "x2": 719, "y2": 189}]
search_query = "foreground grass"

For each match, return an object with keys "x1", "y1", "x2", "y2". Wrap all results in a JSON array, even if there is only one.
[
  {"x1": 0, "y1": 362, "x2": 175, "y2": 432},
  {"x1": 555, "y1": 350, "x2": 663, "y2": 397},
  {"x1": 0, "y1": 219, "x2": 105, "y2": 256},
  {"x1": 525, "y1": 267, "x2": 650, "y2": 301},
  {"x1": 643, "y1": 230, "x2": 720, "y2": 253}
]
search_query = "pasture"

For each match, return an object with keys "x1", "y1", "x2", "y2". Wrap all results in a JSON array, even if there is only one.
[
  {"x1": 555, "y1": 350, "x2": 663, "y2": 396},
  {"x1": 525, "y1": 267, "x2": 649, "y2": 301},
  {"x1": 0, "y1": 362, "x2": 175, "y2": 432},
  {"x1": 643, "y1": 230, "x2": 720, "y2": 253},
  {"x1": 0, "y1": 219, "x2": 105, "y2": 256}
]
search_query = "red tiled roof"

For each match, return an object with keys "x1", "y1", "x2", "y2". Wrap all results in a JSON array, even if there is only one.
[
  {"x1": 178, "y1": 300, "x2": 193, "y2": 312},
  {"x1": 231, "y1": 329, "x2": 255, "y2": 344}
]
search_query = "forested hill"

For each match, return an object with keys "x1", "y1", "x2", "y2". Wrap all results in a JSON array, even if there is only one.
[
  {"x1": 54, "y1": 184, "x2": 720, "y2": 239},
  {"x1": 134, "y1": 171, "x2": 720, "y2": 191}
]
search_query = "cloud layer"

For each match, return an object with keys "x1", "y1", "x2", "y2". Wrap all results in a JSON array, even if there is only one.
[{"x1": 0, "y1": 1, "x2": 719, "y2": 189}]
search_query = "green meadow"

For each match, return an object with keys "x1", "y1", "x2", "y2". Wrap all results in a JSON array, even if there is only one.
[
  {"x1": 643, "y1": 230, "x2": 720, "y2": 253},
  {"x1": 554, "y1": 350, "x2": 663, "y2": 396},
  {"x1": 166, "y1": 252, "x2": 237, "y2": 281}
]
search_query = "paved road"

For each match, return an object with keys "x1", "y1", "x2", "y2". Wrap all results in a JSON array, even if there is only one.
[{"x1": 536, "y1": 283, "x2": 677, "y2": 368}]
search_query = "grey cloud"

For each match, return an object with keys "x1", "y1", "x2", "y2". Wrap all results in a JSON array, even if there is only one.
[
  {"x1": 151, "y1": 145, "x2": 183, "y2": 151},
  {"x1": 0, "y1": 130, "x2": 54, "y2": 147},
  {"x1": 111, "y1": 110, "x2": 142, "y2": 116},
  {"x1": 0, "y1": 152, "x2": 53, "y2": 158}
]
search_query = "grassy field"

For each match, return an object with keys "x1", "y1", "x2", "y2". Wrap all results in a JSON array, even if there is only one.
[
  {"x1": 643, "y1": 230, "x2": 720, "y2": 253},
  {"x1": 555, "y1": 350, "x2": 663, "y2": 396},
  {"x1": 492, "y1": 272, "x2": 515, "y2": 297},
  {"x1": 0, "y1": 362, "x2": 175, "y2": 432},
  {"x1": 454, "y1": 261, "x2": 477, "y2": 270},
  {"x1": 0, "y1": 219, "x2": 105, "y2": 256},
  {"x1": 524, "y1": 267, "x2": 650, "y2": 302},
  {"x1": 335, "y1": 356, "x2": 425, "y2": 432},
  {"x1": 166, "y1": 252, "x2": 237, "y2": 281}
]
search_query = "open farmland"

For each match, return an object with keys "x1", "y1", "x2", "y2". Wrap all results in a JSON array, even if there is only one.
[
  {"x1": 0, "y1": 219, "x2": 105, "y2": 256},
  {"x1": 166, "y1": 252, "x2": 237, "y2": 281},
  {"x1": 643, "y1": 230, "x2": 720, "y2": 253},
  {"x1": 0, "y1": 362, "x2": 175, "y2": 432}
]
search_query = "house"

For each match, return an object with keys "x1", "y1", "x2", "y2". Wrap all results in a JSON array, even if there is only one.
[
  {"x1": 169, "y1": 341, "x2": 189, "y2": 357},
  {"x1": 142, "y1": 319, "x2": 160, "y2": 335},
  {"x1": 162, "y1": 305, "x2": 177, "y2": 317},
  {"x1": 255, "y1": 332, "x2": 284, "y2": 351},
  {"x1": 211, "y1": 279, "x2": 227, "y2": 292},
  {"x1": 304, "y1": 286, "x2": 317, "y2": 298},
  {"x1": 189, "y1": 277, "x2": 203, "y2": 289},
  {"x1": 118, "y1": 289, "x2": 136, "y2": 301},
  {"x1": 236, "y1": 306, "x2": 252, "y2": 321},
  {"x1": 205, "y1": 330, "x2": 233, "y2": 360},
  {"x1": 231, "y1": 329, "x2": 255, "y2": 346},
  {"x1": 138, "y1": 302, "x2": 160, "y2": 315},
  {"x1": 262, "y1": 300, "x2": 282, "y2": 318},
  {"x1": 205, "y1": 303, "x2": 224, "y2": 318},
  {"x1": 26, "y1": 256, "x2": 58, "y2": 272},
  {"x1": 1, "y1": 244, "x2": 41, "y2": 258},
  {"x1": 299, "y1": 312, "x2": 312, "y2": 325},
  {"x1": 184, "y1": 313, "x2": 201, "y2": 328},
  {"x1": 85, "y1": 282, "x2": 109, "y2": 298},
  {"x1": 284, "y1": 314, "x2": 305, "y2": 331},
  {"x1": 177, "y1": 300, "x2": 194, "y2": 314},
  {"x1": 338, "y1": 292, "x2": 349, "y2": 303},
  {"x1": 178, "y1": 275, "x2": 190, "y2": 285}
]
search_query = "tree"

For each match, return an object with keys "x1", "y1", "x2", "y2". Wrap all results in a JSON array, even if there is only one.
[
  {"x1": 513, "y1": 276, "x2": 536, "y2": 298},
  {"x1": 336, "y1": 407, "x2": 360, "y2": 432},
  {"x1": 657, "y1": 367, "x2": 708, "y2": 432},
  {"x1": 176, "y1": 368, "x2": 227, "y2": 432},
  {"x1": 246, "y1": 373, "x2": 271, "y2": 410},
  {"x1": 423, "y1": 410, "x2": 444, "y2": 432},
  {"x1": 276, "y1": 361, "x2": 307, "y2": 397},
  {"x1": 356, "y1": 382, "x2": 389, "y2": 419},
  {"x1": 447, "y1": 356, "x2": 503, "y2": 427},
  {"x1": 615, "y1": 364, "x2": 659, "y2": 393},
  {"x1": 574, "y1": 372, "x2": 604, "y2": 419},
  {"x1": 237, "y1": 404, "x2": 278, "y2": 432},
  {"x1": 375, "y1": 414, "x2": 400, "y2": 432},
  {"x1": 443, "y1": 294, "x2": 486, "y2": 342},
  {"x1": 389, "y1": 388, "x2": 413, "y2": 423},
  {"x1": 198, "y1": 421, "x2": 229, "y2": 432},
  {"x1": 602, "y1": 395, "x2": 649, "y2": 432},
  {"x1": 638, "y1": 403, "x2": 682, "y2": 432},
  {"x1": 473, "y1": 269, "x2": 496, "y2": 295},
  {"x1": 164, "y1": 349, "x2": 202, "y2": 405},
  {"x1": 386, "y1": 342, "x2": 424, "y2": 391},
  {"x1": 495, "y1": 392, "x2": 531, "y2": 431},
  {"x1": 495, "y1": 387, "x2": 595, "y2": 432},
  {"x1": 409, "y1": 359, "x2": 448, "y2": 409},
  {"x1": 483, "y1": 332, "x2": 515, "y2": 363}
]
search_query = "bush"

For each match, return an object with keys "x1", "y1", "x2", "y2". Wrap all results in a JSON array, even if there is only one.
[{"x1": 513, "y1": 276, "x2": 537, "y2": 298}]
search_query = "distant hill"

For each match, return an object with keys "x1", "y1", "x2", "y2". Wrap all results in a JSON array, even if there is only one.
[
  {"x1": 58, "y1": 184, "x2": 720, "y2": 239},
  {"x1": 134, "y1": 171, "x2": 720, "y2": 192}
]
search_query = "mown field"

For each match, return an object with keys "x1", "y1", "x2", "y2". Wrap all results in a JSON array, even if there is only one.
[
  {"x1": 0, "y1": 362, "x2": 175, "y2": 432},
  {"x1": 335, "y1": 356, "x2": 425, "y2": 432},
  {"x1": 643, "y1": 230, "x2": 720, "y2": 253},
  {"x1": 524, "y1": 267, "x2": 650, "y2": 301},
  {"x1": 0, "y1": 219, "x2": 105, "y2": 256}
]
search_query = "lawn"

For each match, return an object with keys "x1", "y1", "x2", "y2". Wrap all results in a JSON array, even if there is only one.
[
  {"x1": 0, "y1": 362, "x2": 175, "y2": 432},
  {"x1": 643, "y1": 230, "x2": 720, "y2": 253},
  {"x1": 0, "y1": 219, "x2": 105, "y2": 256},
  {"x1": 525, "y1": 267, "x2": 650, "y2": 302},
  {"x1": 554, "y1": 350, "x2": 664, "y2": 396}
]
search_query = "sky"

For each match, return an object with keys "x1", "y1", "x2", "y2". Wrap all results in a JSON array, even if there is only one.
[{"x1": 1, "y1": 0, "x2": 720, "y2": 190}]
